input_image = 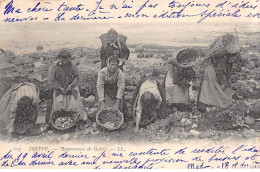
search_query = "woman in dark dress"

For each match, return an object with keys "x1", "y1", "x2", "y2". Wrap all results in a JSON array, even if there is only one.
[
  {"x1": 164, "y1": 49, "x2": 198, "y2": 112},
  {"x1": 100, "y1": 29, "x2": 130, "y2": 71},
  {"x1": 197, "y1": 34, "x2": 241, "y2": 111}
]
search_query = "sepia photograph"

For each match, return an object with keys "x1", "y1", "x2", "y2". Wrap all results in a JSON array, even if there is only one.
[
  {"x1": 0, "y1": 0, "x2": 259, "y2": 169},
  {"x1": 1, "y1": 22, "x2": 259, "y2": 143}
]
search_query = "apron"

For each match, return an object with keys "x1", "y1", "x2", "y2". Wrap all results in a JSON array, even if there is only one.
[
  {"x1": 198, "y1": 63, "x2": 232, "y2": 108},
  {"x1": 102, "y1": 70, "x2": 127, "y2": 115},
  {"x1": 47, "y1": 62, "x2": 87, "y2": 123},
  {"x1": 165, "y1": 70, "x2": 190, "y2": 104},
  {"x1": 49, "y1": 86, "x2": 88, "y2": 122},
  {"x1": 104, "y1": 71, "x2": 122, "y2": 110}
]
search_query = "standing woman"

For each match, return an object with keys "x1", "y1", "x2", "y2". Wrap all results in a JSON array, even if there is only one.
[
  {"x1": 96, "y1": 55, "x2": 127, "y2": 116},
  {"x1": 46, "y1": 49, "x2": 88, "y2": 124},
  {"x1": 197, "y1": 34, "x2": 241, "y2": 111},
  {"x1": 100, "y1": 29, "x2": 130, "y2": 71}
]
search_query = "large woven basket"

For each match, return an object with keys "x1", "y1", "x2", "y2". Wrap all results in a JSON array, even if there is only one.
[
  {"x1": 99, "y1": 33, "x2": 127, "y2": 46},
  {"x1": 99, "y1": 33, "x2": 109, "y2": 46},
  {"x1": 50, "y1": 110, "x2": 80, "y2": 131},
  {"x1": 175, "y1": 48, "x2": 200, "y2": 68},
  {"x1": 96, "y1": 108, "x2": 124, "y2": 130},
  {"x1": 207, "y1": 34, "x2": 239, "y2": 58}
]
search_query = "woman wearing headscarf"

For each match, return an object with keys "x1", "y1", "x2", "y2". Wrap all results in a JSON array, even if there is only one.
[
  {"x1": 0, "y1": 82, "x2": 40, "y2": 136},
  {"x1": 100, "y1": 29, "x2": 130, "y2": 71},
  {"x1": 164, "y1": 49, "x2": 198, "y2": 112},
  {"x1": 132, "y1": 70, "x2": 166, "y2": 134},
  {"x1": 96, "y1": 55, "x2": 127, "y2": 115},
  {"x1": 46, "y1": 49, "x2": 88, "y2": 125},
  {"x1": 197, "y1": 34, "x2": 242, "y2": 111}
]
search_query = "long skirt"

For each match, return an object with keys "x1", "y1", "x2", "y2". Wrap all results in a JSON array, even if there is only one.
[
  {"x1": 166, "y1": 84, "x2": 189, "y2": 104},
  {"x1": 46, "y1": 86, "x2": 88, "y2": 124},
  {"x1": 165, "y1": 70, "x2": 190, "y2": 104},
  {"x1": 197, "y1": 64, "x2": 232, "y2": 109},
  {"x1": 98, "y1": 86, "x2": 128, "y2": 120}
]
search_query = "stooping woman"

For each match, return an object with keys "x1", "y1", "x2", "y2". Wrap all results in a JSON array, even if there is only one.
[
  {"x1": 96, "y1": 55, "x2": 128, "y2": 116},
  {"x1": 164, "y1": 49, "x2": 199, "y2": 112},
  {"x1": 0, "y1": 82, "x2": 42, "y2": 136},
  {"x1": 132, "y1": 69, "x2": 167, "y2": 134},
  {"x1": 197, "y1": 33, "x2": 242, "y2": 112},
  {"x1": 46, "y1": 49, "x2": 89, "y2": 127}
]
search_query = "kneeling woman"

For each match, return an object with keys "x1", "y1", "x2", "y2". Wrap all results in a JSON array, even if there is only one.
[
  {"x1": 132, "y1": 74, "x2": 166, "y2": 134},
  {"x1": 0, "y1": 82, "x2": 40, "y2": 135},
  {"x1": 164, "y1": 49, "x2": 198, "y2": 112},
  {"x1": 96, "y1": 55, "x2": 127, "y2": 116},
  {"x1": 197, "y1": 34, "x2": 241, "y2": 111},
  {"x1": 46, "y1": 49, "x2": 88, "y2": 125}
]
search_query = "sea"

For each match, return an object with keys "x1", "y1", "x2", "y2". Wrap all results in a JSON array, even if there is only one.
[{"x1": 0, "y1": 22, "x2": 259, "y2": 55}]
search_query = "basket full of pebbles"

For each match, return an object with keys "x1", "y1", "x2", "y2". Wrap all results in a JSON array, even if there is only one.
[
  {"x1": 50, "y1": 110, "x2": 80, "y2": 131},
  {"x1": 96, "y1": 108, "x2": 124, "y2": 130}
]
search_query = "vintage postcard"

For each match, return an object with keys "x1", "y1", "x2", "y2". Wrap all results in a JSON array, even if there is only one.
[{"x1": 0, "y1": 0, "x2": 259, "y2": 169}]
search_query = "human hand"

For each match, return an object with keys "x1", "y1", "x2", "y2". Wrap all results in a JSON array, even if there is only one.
[
  {"x1": 59, "y1": 87, "x2": 67, "y2": 94},
  {"x1": 66, "y1": 84, "x2": 72, "y2": 92},
  {"x1": 185, "y1": 83, "x2": 191, "y2": 88}
]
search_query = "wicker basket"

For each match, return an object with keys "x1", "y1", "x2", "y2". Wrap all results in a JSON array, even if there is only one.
[
  {"x1": 169, "y1": 48, "x2": 200, "y2": 68},
  {"x1": 207, "y1": 34, "x2": 239, "y2": 58},
  {"x1": 96, "y1": 108, "x2": 124, "y2": 130},
  {"x1": 99, "y1": 33, "x2": 127, "y2": 46},
  {"x1": 99, "y1": 33, "x2": 109, "y2": 46},
  {"x1": 50, "y1": 110, "x2": 80, "y2": 131}
]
